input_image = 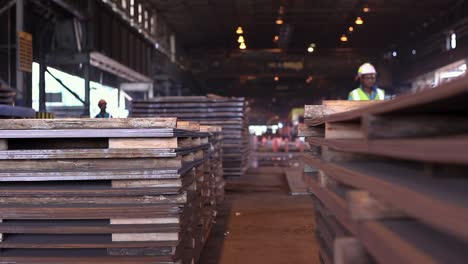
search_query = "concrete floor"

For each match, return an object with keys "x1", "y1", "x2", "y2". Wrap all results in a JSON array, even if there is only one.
[{"x1": 198, "y1": 166, "x2": 320, "y2": 264}]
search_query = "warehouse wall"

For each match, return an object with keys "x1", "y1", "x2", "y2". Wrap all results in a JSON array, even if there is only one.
[{"x1": 396, "y1": 2, "x2": 468, "y2": 82}]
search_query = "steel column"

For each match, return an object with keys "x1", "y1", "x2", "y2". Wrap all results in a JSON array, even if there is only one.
[
  {"x1": 38, "y1": 60, "x2": 46, "y2": 112},
  {"x1": 15, "y1": 0, "x2": 24, "y2": 104}
]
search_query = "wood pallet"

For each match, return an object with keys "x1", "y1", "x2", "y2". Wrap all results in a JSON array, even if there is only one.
[
  {"x1": 301, "y1": 76, "x2": 468, "y2": 264},
  {"x1": 131, "y1": 96, "x2": 250, "y2": 177},
  {"x1": 0, "y1": 118, "x2": 224, "y2": 264}
]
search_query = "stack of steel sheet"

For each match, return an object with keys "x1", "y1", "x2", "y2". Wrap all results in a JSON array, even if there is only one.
[
  {"x1": 300, "y1": 77, "x2": 468, "y2": 264},
  {"x1": 131, "y1": 96, "x2": 250, "y2": 177},
  {"x1": 0, "y1": 118, "x2": 222, "y2": 264},
  {"x1": 199, "y1": 125, "x2": 224, "y2": 245}
]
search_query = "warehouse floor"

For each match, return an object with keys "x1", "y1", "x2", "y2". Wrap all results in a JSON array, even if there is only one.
[{"x1": 198, "y1": 164, "x2": 319, "y2": 264}]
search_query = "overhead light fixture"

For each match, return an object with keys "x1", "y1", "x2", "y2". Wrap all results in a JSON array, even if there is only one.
[
  {"x1": 392, "y1": 51, "x2": 398, "y2": 57},
  {"x1": 355, "y1": 17, "x2": 364, "y2": 25},
  {"x1": 412, "y1": 49, "x2": 417, "y2": 55},
  {"x1": 239, "y1": 42, "x2": 247, "y2": 50},
  {"x1": 363, "y1": 7, "x2": 370, "y2": 13},
  {"x1": 340, "y1": 35, "x2": 348, "y2": 42},
  {"x1": 276, "y1": 19, "x2": 284, "y2": 25},
  {"x1": 236, "y1": 27, "x2": 244, "y2": 34},
  {"x1": 348, "y1": 26, "x2": 354, "y2": 32},
  {"x1": 238, "y1": 36, "x2": 245, "y2": 43},
  {"x1": 307, "y1": 43, "x2": 316, "y2": 52},
  {"x1": 274, "y1": 76, "x2": 280, "y2": 81},
  {"x1": 273, "y1": 35, "x2": 279, "y2": 42}
]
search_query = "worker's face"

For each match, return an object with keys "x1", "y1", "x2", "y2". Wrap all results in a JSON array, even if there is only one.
[
  {"x1": 100, "y1": 103, "x2": 107, "y2": 110},
  {"x1": 360, "y1": 74, "x2": 376, "y2": 88}
]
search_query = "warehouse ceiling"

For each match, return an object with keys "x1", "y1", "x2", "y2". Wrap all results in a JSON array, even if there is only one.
[
  {"x1": 18, "y1": 0, "x2": 464, "y2": 120},
  {"x1": 145, "y1": 0, "x2": 465, "y2": 121},
  {"x1": 148, "y1": 0, "x2": 462, "y2": 52}
]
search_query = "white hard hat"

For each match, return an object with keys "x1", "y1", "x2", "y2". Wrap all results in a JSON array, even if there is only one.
[{"x1": 357, "y1": 63, "x2": 377, "y2": 77}]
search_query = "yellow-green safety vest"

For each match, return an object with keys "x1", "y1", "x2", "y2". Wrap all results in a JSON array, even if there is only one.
[{"x1": 349, "y1": 87, "x2": 385, "y2": 101}]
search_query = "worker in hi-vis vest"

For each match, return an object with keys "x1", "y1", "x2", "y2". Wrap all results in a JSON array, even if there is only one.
[{"x1": 348, "y1": 63, "x2": 385, "y2": 101}]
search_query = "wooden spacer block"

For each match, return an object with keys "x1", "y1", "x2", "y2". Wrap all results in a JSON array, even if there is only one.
[
  {"x1": 178, "y1": 137, "x2": 192, "y2": 148},
  {"x1": 182, "y1": 153, "x2": 195, "y2": 162},
  {"x1": 110, "y1": 218, "x2": 180, "y2": 225},
  {"x1": 112, "y1": 179, "x2": 182, "y2": 188},
  {"x1": 193, "y1": 137, "x2": 202, "y2": 146},
  {"x1": 334, "y1": 237, "x2": 372, "y2": 264},
  {"x1": 112, "y1": 232, "x2": 179, "y2": 242},
  {"x1": 195, "y1": 150, "x2": 204, "y2": 160},
  {"x1": 347, "y1": 191, "x2": 406, "y2": 221},
  {"x1": 200, "y1": 125, "x2": 222, "y2": 133},
  {"x1": 0, "y1": 140, "x2": 7, "y2": 150},
  {"x1": 177, "y1": 121, "x2": 200, "y2": 131},
  {"x1": 109, "y1": 137, "x2": 177, "y2": 149},
  {"x1": 325, "y1": 122, "x2": 364, "y2": 139}
]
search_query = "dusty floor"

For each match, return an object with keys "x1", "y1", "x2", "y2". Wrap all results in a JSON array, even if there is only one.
[{"x1": 198, "y1": 166, "x2": 320, "y2": 264}]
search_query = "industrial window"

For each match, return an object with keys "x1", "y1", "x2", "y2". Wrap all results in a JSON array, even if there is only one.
[
  {"x1": 446, "y1": 31, "x2": 457, "y2": 51},
  {"x1": 31, "y1": 63, "x2": 131, "y2": 118},
  {"x1": 412, "y1": 59, "x2": 466, "y2": 91},
  {"x1": 451, "y1": 33, "x2": 457, "y2": 49},
  {"x1": 138, "y1": 3, "x2": 143, "y2": 23},
  {"x1": 130, "y1": 0, "x2": 134, "y2": 17},
  {"x1": 121, "y1": 0, "x2": 126, "y2": 9},
  {"x1": 170, "y1": 34, "x2": 176, "y2": 62},
  {"x1": 150, "y1": 13, "x2": 157, "y2": 35},
  {"x1": 436, "y1": 60, "x2": 466, "y2": 85},
  {"x1": 144, "y1": 10, "x2": 149, "y2": 29}
]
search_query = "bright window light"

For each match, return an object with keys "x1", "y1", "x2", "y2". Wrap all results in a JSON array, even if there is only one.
[
  {"x1": 440, "y1": 71, "x2": 464, "y2": 79},
  {"x1": 248, "y1": 125, "x2": 268, "y2": 136},
  {"x1": 440, "y1": 63, "x2": 466, "y2": 79},
  {"x1": 138, "y1": 4, "x2": 142, "y2": 23},
  {"x1": 451, "y1": 33, "x2": 457, "y2": 49},
  {"x1": 32, "y1": 62, "x2": 130, "y2": 117}
]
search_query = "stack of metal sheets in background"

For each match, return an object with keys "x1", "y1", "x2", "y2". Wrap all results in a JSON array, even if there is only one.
[{"x1": 131, "y1": 96, "x2": 250, "y2": 177}]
